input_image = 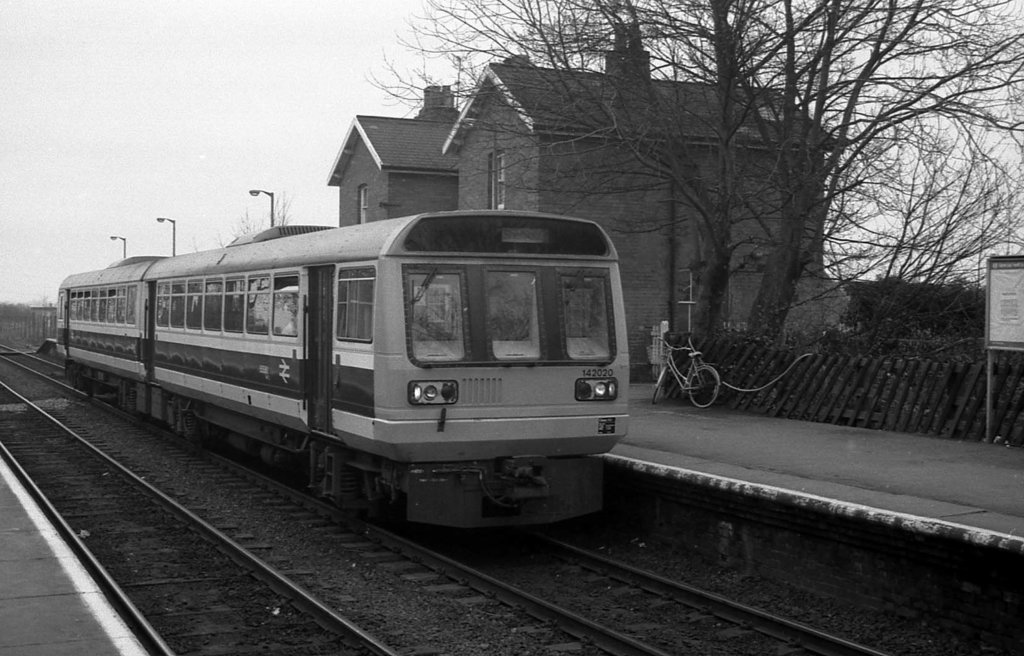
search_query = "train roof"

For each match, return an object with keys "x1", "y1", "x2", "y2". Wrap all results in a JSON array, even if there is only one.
[
  {"x1": 144, "y1": 216, "x2": 415, "y2": 280},
  {"x1": 60, "y1": 256, "x2": 167, "y2": 289},
  {"x1": 61, "y1": 211, "x2": 617, "y2": 288}
]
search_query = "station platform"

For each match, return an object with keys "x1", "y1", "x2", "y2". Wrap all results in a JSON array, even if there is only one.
[
  {"x1": 0, "y1": 455, "x2": 150, "y2": 656},
  {"x1": 614, "y1": 384, "x2": 1024, "y2": 553}
]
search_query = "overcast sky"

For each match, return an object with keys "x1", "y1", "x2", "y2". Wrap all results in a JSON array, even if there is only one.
[{"x1": 1, "y1": 0, "x2": 438, "y2": 305}]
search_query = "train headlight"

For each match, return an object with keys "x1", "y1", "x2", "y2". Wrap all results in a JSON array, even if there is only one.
[
  {"x1": 575, "y1": 377, "x2": 619, "y2": 401},
  {"x1": 408, "y1": 380, "x2": 458, "y2": 405}
]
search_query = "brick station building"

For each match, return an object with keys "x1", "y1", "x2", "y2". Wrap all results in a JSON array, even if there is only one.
[{"x1": 327, "y1": 45, "x2": 829, "y2": 380}]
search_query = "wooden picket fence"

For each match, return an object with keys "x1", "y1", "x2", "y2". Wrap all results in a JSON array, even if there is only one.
[
  {"x1": 678, "y1": 337, "x2": 1024, "y2": 444},
  {"x1": 0, "y1": 315, "x2": 56, "y2": 350}
]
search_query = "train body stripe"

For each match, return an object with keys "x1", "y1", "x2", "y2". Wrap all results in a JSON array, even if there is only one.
[
  {"x1": 152, "y1": 339, "x2": 377, "y2": 419},
  {"x1": 154, "y1": 339, "x2": 303, "y2": 399},
  {"x1": 69, "y1": 328, "x2": 140, "y2": 360},
  {"x1": 332, "y1": 364, "x2": 374, "y2": 417}
]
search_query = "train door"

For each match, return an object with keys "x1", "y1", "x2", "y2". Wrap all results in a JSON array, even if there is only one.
[
  {"x1": 143, "y1": 282, "x2": 157, "y2": 378},
  {"x1": 59, "y1": 290, "x2": 70, "y2": 351},
  {"x1": 306, "y1": 266, "x2": 335, "y2": 433}
]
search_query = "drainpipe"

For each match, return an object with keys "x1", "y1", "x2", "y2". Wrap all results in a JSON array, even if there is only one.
[{"x1": 667, "y1": 180, "x2": 678, "y2": 331}]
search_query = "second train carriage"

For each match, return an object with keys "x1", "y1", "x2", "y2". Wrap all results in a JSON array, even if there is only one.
[{"x1": 58, "y1": 211, "x2": 629, "y2": 527}]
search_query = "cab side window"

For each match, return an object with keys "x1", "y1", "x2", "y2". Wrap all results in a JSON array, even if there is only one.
[{"x1": 337, "y1": 267, "x2": 375, "y2": 342}]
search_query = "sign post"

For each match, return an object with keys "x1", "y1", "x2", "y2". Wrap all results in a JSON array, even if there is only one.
[{"x1": 985, "y1": 256, "x2": 1024, "y2": 440}]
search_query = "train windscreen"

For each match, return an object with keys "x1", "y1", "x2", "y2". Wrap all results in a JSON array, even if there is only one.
[{"x1": 404, "y1": 264, "x2": 614, "y2": 365}]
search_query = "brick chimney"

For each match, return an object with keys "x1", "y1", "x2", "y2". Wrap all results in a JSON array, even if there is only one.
[
  {"x1": 604, "y1": 16, "x2": 650, "y2": 80},
  {"x1": 416, "y1": 85, "x2": 459, "y2": 123}
]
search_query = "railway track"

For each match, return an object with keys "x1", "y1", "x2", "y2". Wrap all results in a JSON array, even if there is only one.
[
  {"x1": 0, "y1": 364, "x2": 398, "y2": 656},
  {"x1": 1, "y1": 347, "x2": 894, "y2": 655}
]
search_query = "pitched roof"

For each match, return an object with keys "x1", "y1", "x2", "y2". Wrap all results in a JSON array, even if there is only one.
[
  {"x1": 328, "y1": 115, "x2": 457, "y2": 186},
  {"x1": 444, "y1": 59, "x2": 762, "y2": 153}
]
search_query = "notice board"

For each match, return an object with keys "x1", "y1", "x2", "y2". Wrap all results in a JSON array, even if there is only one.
[{"x1": 987, "y1": 256, "x2": 1024, "y2": 351}]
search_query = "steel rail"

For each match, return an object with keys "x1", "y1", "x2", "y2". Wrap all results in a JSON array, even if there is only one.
[
  {"x1": 355, "y1": 524, "x2": 677, "y2": 656},
  {"x1": 536, "y1": 534, "x2": 893, "y2": 656},
  {"x1": 0, "y1": 376, "x2": 401, "y2": 656},
  {"x1": 0, "y1": 382, "x2": 175, "y2": 656}
]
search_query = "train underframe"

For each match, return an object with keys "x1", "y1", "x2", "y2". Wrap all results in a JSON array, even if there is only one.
[{"x1": 65, "y1": 359, "x2": 605, "y2": 528}]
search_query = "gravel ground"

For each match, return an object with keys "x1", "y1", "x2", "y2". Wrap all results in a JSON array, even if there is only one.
[
  {"x1": 4, "y1": 354, "x2": 1018, "y2": 655},
  {"x1": 542, "y1": 516, "x2": 1018, "y2": 656}
]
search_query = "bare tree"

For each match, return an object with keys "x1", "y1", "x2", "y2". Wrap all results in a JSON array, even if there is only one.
[
  {"x1": 390, "y1": 0, "x2": 1024, "y2": 337},
  {"x1": 218, "y1": 193, "x2": 294, "y2": 247},
  {"x1": 828, "y1": 129, "x2": 1024, "y2": 286}
]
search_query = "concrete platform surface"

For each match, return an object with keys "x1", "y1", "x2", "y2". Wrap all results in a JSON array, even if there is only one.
[
  {"x1": 0, "y1": 457, "x2": 148, "y2": 656},
  {"x1": 615, "y1": 384, "x2": 1024, "y2": 546}
]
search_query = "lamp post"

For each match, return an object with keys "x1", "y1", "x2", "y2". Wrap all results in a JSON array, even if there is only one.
[
  {"x1": 156, "y1": 217, "x2": 177, "y2": 256},
  {"x1": 110, "y1": 235, "x2": 126, "y2": 259},
  {"x1": 248, "y1": 189, "x2": 275, "y2": 227}
]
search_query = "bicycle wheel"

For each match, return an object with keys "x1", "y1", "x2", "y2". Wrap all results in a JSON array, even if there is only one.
[
  {"x1": 652, "y1": 365, "x2": 668, "y2": 404},
  {"x1": 688, "y1": 363, "x2": 720, "y2": 408}
]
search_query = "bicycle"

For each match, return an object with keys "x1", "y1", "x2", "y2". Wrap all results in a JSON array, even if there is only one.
[{"x1": 651, "y1": 332, "x2": 721, "y2": 408}]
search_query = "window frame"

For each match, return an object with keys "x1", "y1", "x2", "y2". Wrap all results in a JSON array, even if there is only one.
[
  {"x1": 271, "y1": 272, "x2": 300, "y2": 338},
  {"x1": 223, "y1": 277, "x2": 246, "y2": 333},
  {"x1": 185, "y1": 279, "x2": 204, "y2": 330},
  {"x1": 357, "y1": 184, "x2": 368, "y2": 224},
  {"x1": 245, "y1": 274, "x2": 272, "y2": 335},
  {"x1": 203, "y1": 278, "x2": 224, "y2": 332},
  {"x1": 404, "y1": 266, "x2": 469, "y2": 364},
  {"x1": 336, "y1": 266, "x2": 375, "y2": 343},
  {"x1": 558, "y1": 268, "x2": 614, "y2": 362},
  {"x1": 487, "y1": 151, "x2": 506, "y2": 210},
  {"x1": 402, "y1": 263, "x2": 616, "y2": 367}
]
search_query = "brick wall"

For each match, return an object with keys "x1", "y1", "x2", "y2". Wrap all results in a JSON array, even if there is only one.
[
  {"x1": 386, "y1": 172, "x2": 458, "y2": 219},
  {"x1": 335, "y1": 139, "x2": 386, "y2": 227},
  {"x1": 335, "y1": 141, "x2": 459, "y2": 225}
]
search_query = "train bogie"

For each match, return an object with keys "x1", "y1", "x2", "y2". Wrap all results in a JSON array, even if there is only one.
[{"x1": 58, "y1": 211, "x2": 629, "y2": 527}]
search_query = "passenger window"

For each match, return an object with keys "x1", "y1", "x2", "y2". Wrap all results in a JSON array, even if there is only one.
[
  {"x1": 272, "y1": 274, "x2": 299, "y2": 337},
  {"x1": 186, "y1": 280, "x2": 203, "y2": 330},
  {"x1": 224, "y1": 279, "x2": 245, "y2": 333},
  {"x1": 407, "y1": 270, "x2": 465, "y2": 362},
  {"x1": 337, "y1": 268, "x2": 375, "y2": 342},
  {"x1": 126, "y1": 286, "x2": 136, "y2": 325},
  {"x1": 486, "y1": 271, "x2": 540, "y2": 360},
  {"x1": 170, "y1": 281, "x2": 186, "y2": 328},
  {"x1": 156, "y1": 283, "x2": 171, "y2": 327},
  {"x1": 204, "y1": 280, "x2": 223, "y2": 331},
  {"x1": 115, "y1": 287, "x2": 126, "y2": 324},
  {"x1": 98, "y1": 292, "x2": 108, "y2": 324},
  {"x1": 246, "y1": 275, "x2": 271, "y2": 335},
  {"x1": 561, "y1": 272, "x2": 611, "y2": 360}
]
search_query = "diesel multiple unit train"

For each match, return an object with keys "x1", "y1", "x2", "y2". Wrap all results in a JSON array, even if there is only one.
[{"x1": 57, "y1": 211, "x2": 629, "y2": 527}]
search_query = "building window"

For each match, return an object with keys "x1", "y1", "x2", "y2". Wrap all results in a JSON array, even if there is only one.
[
  {"x1": 357, "y1": 184, "x2": 368, "y2": 223},
  {"x1": 487, "y1": 151, "x2": 506, "y2": 209}
]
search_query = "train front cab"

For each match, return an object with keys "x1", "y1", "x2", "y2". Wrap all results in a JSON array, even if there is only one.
[{"x1": 308, "y1": 212, "x2": 629, "y2": 528}]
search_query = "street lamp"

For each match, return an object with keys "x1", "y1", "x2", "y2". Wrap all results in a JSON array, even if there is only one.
[
  {"x1": 110, "y1": 235, "x2": 126, "y2": 259},
  {"x1": 248, "y1": 189, "x2": 275, "y2": 227},
  {"x1": 156, "y1": 217, "x2": 177, "y2": 256}
]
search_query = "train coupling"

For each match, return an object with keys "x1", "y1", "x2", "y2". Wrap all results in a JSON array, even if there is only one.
[{"x1": 496, "y1": 456, "x2": 549, "y2": 499}]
